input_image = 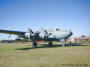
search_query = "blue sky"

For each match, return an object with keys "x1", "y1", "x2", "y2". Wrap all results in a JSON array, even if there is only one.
[{"x1": 0, "y1": 0, "x2": 90, "y2": 40}]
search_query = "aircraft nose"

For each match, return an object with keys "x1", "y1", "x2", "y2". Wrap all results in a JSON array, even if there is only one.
[
  {"x1": 66, "y1": 31, "x2": 73, "y2": 38},
  {"x1": 69, "y1": 31, "x2": 73, "y2": 36}
]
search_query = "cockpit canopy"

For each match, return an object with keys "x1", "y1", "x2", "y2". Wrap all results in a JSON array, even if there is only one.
[{"x1": 56, "y1": 28, "x2": 60, "y2": 31}]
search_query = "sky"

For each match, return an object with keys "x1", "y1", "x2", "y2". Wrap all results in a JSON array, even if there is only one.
[{"x1": 0, "y1": 0, "x2": 90, "y2": 40}]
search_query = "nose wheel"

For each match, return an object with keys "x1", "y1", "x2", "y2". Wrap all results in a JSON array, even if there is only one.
[{"x1": 62, "y1": 39, "x2": 66, "y2": 47}]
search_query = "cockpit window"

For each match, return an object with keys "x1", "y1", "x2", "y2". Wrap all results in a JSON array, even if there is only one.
[
  {"x1": 49, "y1": 33, "x2": 52, "y2": 35},
  {"x1": 56, "y1": 28, "x2": 60, "y2": 31}
]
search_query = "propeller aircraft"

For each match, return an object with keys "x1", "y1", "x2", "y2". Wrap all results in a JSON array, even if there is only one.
[{"x1": 0, "y1": 28, "x2": 73, "y2": 47}]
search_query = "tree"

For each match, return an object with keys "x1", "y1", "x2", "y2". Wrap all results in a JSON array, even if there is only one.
[
  {"x1": 81, "y1": 35, "x2": 86, "y2": 37},
  {"x1": 88, "y1": 36, "x2": 90, "y2": 37}
]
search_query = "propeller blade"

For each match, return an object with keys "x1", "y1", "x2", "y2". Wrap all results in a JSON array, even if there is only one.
[
  {"x1": 44, "y1": 29, "x2": 48, "y2": 35},
  {"x1": 28, "y1": 28, "x2": 34, "y2": 34},
  {"x1": 27, "y1": 29, "x2": 30, "y2": 32},
  {"x1": 29, "y1": 28, "x2": 34, "y2": 34}
]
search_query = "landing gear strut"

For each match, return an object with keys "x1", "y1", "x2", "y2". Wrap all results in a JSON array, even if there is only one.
[
  {"x1": 48, "y1": 41, "x2": 52, "y2": 46},
  {"x1": 62, "y1": 39, "x2": 66, "y2": 47},
  {"x1": 32, "y1": 42, "x2": 37, "y2": 48}
]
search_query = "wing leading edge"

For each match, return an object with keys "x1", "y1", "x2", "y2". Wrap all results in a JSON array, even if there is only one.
[{"x1": 0, "y1": 29, "x2": 26, "y2": 35}]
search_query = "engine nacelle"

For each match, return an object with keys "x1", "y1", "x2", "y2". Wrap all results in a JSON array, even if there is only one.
[
  {"x1": 25, "y1": 32, "x2": 31, "y2": 38},
  {"x1": 39, "y1": 34, "x2": 45, "y2": 39}
]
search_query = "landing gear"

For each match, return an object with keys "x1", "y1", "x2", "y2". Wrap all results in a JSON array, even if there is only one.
[
  {"x1": 62, "y1": 42, "x2": 66, "y2": 47},
  {"x1": 62, "y1": 39, "x2": 66, "y2": 47},
  {"x1": 32, "y1": 42, "x2": 37, "y2": 48},
  {"x1": 48, "y1": 41, "x2": 52, "y2": 46}
]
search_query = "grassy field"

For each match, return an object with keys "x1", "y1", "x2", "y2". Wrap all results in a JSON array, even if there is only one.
[{"x1": 0, "y1": 42, "x2": 90, "y2": 67}]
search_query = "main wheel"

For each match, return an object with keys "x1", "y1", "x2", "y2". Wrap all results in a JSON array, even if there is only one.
[
  {"x1": 32, "y1": 42, "x2": 37, "y2": 47},
  {"x1": 48, "y1": 41, "x2": 52, "y2": 46}
]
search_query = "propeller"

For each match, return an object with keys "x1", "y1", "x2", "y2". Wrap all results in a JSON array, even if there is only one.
[
  {"x1": 28, "y1": 28, "x2": 34, "y2": 34},
  {"x1": 43, "y1": 29, "x2": 53, "y2": 39},
  {"x1": 27, "y1": 28, "x2": 40, "y2": 41},
  {"x1": 44, "y1": 29, "x2": 48, "y2": 35},
  {"x1": 27, "y1": 28, "x2": 52, "y2": 41},
  {"x1": 43, "y1": 29, "x2": 52, "y2": 36}
]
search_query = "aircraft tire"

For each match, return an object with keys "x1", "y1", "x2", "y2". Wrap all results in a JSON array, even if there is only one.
[
  {"x1": 32, "y1": 42, "x2": 37, "y2": 47},
  {"x1": 48, "y1": 41, "x2": 52, "y2": 46}
]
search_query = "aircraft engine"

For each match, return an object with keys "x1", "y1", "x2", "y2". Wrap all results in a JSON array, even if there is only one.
[
  {"x1": 25, "y1": 32, "x2": 30, "y2": 38},
  {"x1": 39, "y1": 34, "x2": 45, "y2": 39},
  {"x1": 27, "y1": 28, "x2": 40, "y2": 41}
]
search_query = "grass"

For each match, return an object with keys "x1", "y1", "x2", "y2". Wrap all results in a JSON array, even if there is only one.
[{"x1": 0, "y1": 42, "x2": 90, "y2": 67}]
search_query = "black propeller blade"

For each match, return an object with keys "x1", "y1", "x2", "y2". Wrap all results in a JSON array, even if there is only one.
[
  {"x1": 28, "y1": 28, "x2": 34, "y2": 34},
  {"x1": 43, "y1": 29, "x2": 48, "y2": 35},
  {"x1": 27, "y1": 28, "x2": 40, "y2": 41}
]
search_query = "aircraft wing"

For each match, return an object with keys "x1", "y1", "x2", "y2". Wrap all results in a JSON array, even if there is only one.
[{"x1": 0, "y1": 29, "x2": 26, "y2": 35}]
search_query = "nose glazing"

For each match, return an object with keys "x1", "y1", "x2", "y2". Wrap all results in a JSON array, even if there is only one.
[
  {"x1": 66, "y1": 31, "x2": 73, "y2": 38},
  {"x1": 70, "y1": 31, "x2": 73, "y2": 36},
  {"x1": 69, "y1": 31, "x2": 73, "y2": 36}
]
